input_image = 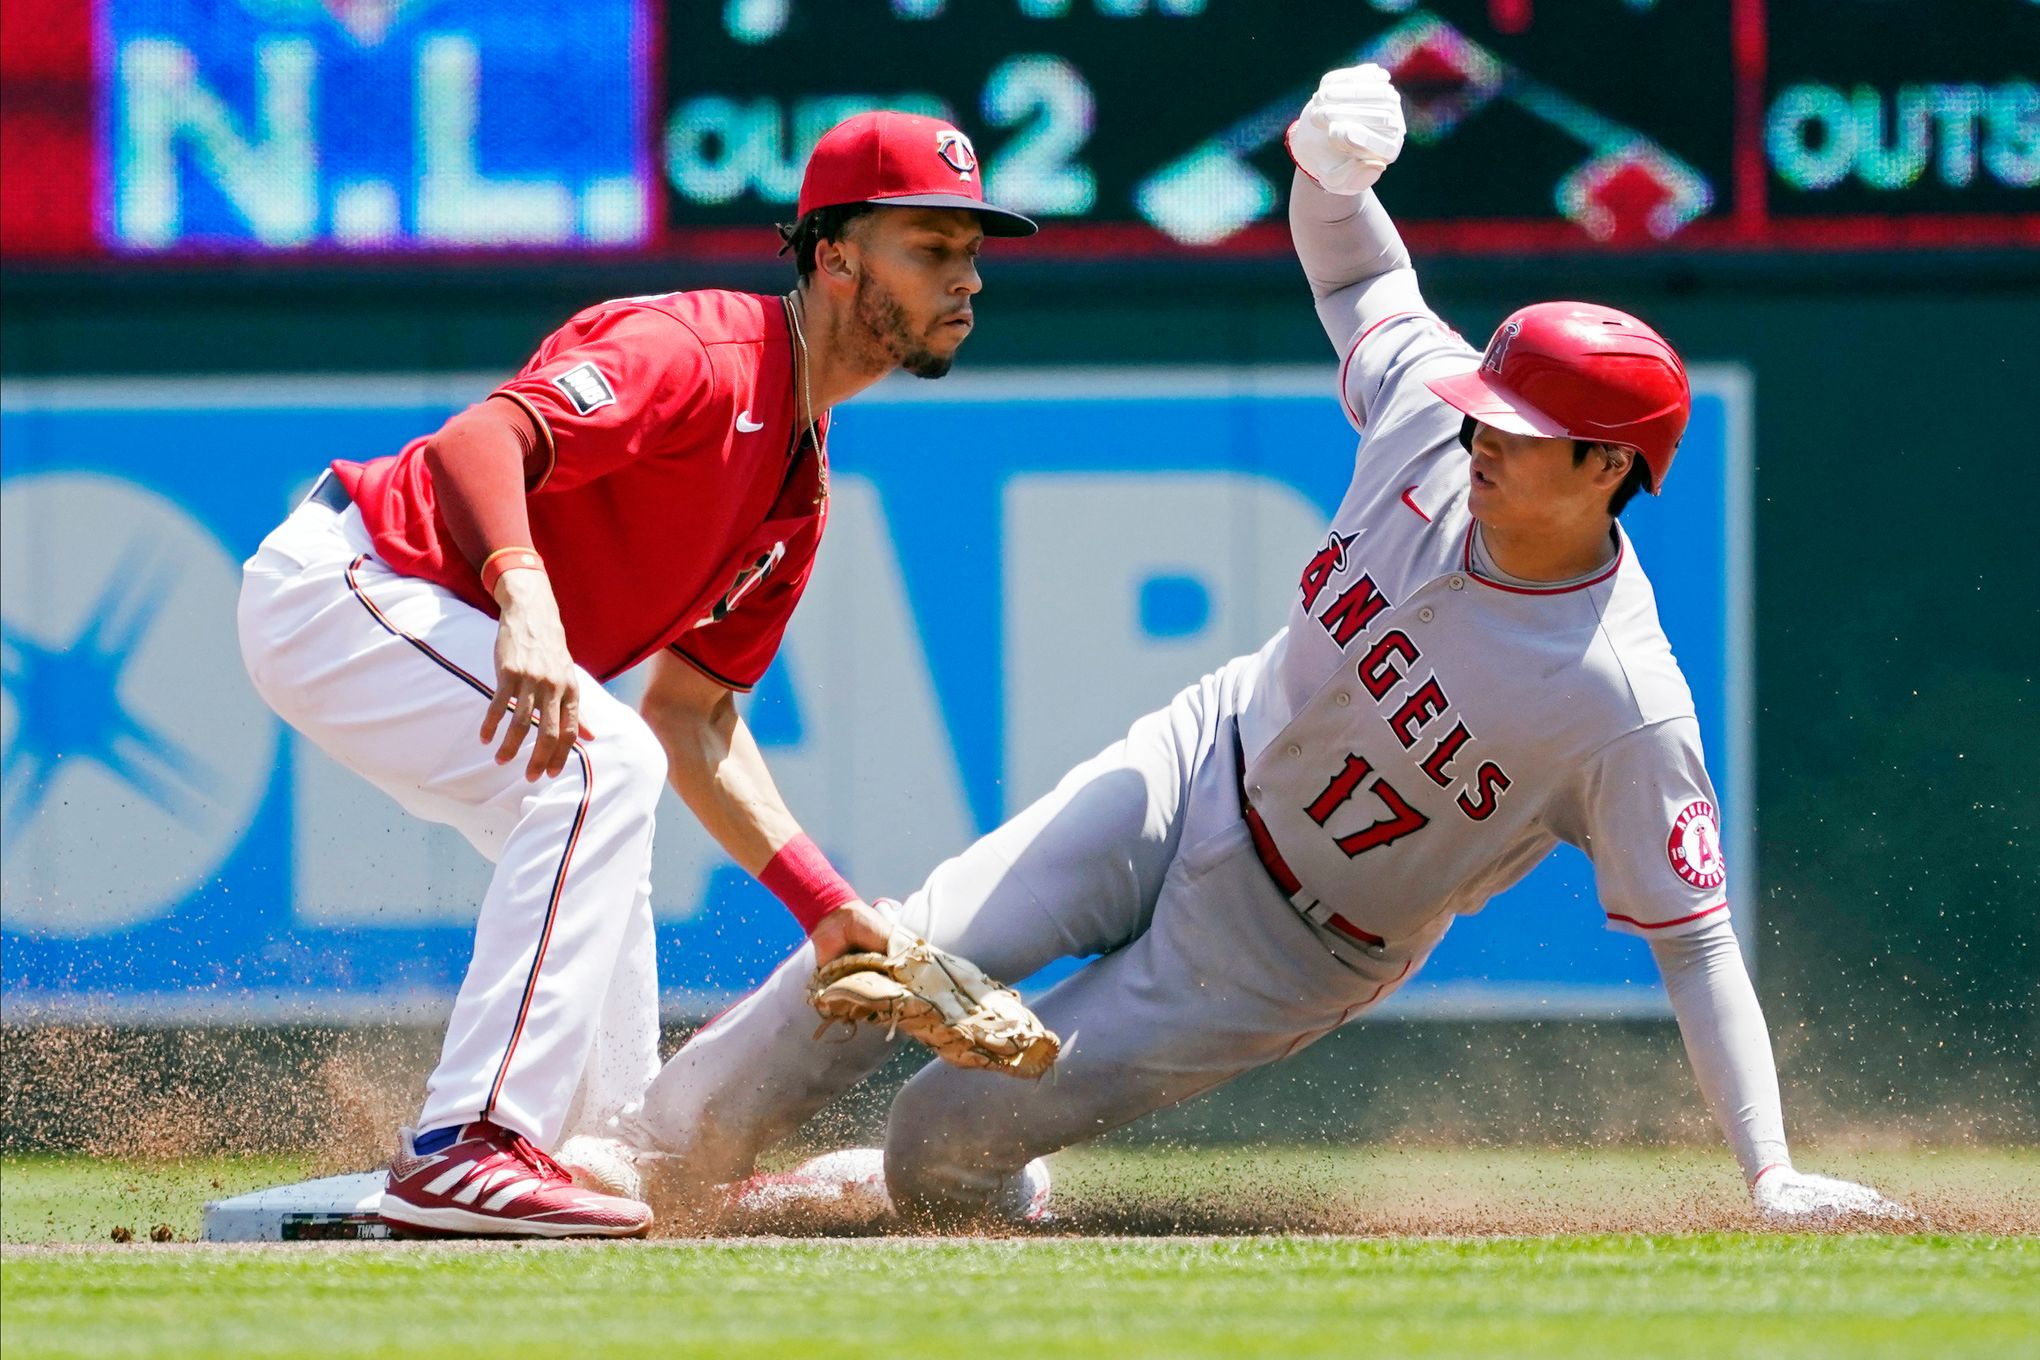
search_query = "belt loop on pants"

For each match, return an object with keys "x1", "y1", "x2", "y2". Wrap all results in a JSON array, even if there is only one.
[{"x1": 1232, "y1": 725, "x2": 1389, "y2": 960}]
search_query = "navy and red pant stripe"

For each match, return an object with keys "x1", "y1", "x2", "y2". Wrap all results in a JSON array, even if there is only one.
[{"x1": 345, "y1": 554, "x2": 592, "y2": 1126}]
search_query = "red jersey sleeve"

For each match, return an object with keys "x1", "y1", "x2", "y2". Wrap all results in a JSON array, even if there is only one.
[
  {"x1": 493, "y1": 303, "x2": 718, "y2": 493},
  {"x1": 667, "y1": 552, "x2": 817, "y2": 693}
]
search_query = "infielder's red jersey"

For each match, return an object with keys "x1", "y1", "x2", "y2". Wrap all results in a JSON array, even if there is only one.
[{"x1": 334, "y1": 291, "x2": 829, "y2": 687}]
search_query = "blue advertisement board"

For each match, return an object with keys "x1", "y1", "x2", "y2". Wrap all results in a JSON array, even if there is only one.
[
  {"x1": 101, "y1": 0, "x2": 651, "y2": 252},
  {"x1": 0, "y1": 364, "x2": 1750, "y2": 1021}
]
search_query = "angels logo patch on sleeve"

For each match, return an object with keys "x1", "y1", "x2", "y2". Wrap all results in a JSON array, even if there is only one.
[
  {"x1": 551, "y1": 362, "x2": 617, "y2": 415},
  {"x1": 1666, "y1": 799, "x2": 1726, "y2": 890}
]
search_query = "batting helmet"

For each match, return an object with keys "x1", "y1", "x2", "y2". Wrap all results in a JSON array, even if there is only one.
[{"x1": 1425, "y1": 302, "x2": 1691, "y2": 492}]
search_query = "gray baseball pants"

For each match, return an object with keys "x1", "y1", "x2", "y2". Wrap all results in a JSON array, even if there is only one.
[{"x1": 626, "y1": 654, "x2": 1431, "y2": 1213}]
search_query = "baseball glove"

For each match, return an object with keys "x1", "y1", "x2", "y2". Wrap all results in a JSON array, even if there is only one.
[{"x1": 808, "y1": 934, "x2": 1060, "y2": 1079}]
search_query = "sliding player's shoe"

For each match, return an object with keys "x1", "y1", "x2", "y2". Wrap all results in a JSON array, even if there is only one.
[
  {"x1": 557, "y1": 1134, "x2": 644, "y2": 1202},
  {"x1": 727, "y1": 1147, "x2": 1053, "y2": 1227}
]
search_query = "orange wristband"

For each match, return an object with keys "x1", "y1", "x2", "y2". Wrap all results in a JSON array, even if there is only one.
[{"x1": 480, "y1": 546, "x2": 544, "y2": 596}]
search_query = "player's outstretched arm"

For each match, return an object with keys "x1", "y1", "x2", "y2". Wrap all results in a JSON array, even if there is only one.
[
  {"x1": 426, "y1": 397, "x2": 583, "y2": 782},
  {"x1": 1650, "y1": 918, "x2": 1912, "y2": 1223},
  {"x1": 1287, "y1": 63, "x2": 1417, "y2": 356},
  {"x1": 1649, "y1": 916, "x2": 1789, "y2": 1180},
  {"x1": 638, "y1": 651, "x2": 893, "y2": 962}
]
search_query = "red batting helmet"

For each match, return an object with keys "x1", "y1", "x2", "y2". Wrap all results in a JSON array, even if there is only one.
[{"x1": 1425, "y1": 302, "x2": 1691, "y2": 492}]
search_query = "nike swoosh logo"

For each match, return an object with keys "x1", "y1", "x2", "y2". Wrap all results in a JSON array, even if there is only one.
[
  {"x1": 1400, "y1": 486, "x2": 1432, "y2": 523},
  {"x1": 735, "y1": 410, "x2": 765, "y2": 433}
]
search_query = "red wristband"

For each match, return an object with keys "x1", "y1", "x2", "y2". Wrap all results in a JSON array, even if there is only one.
[
  {"x1": 758, "y1": 834, "x2": 859, "y2": 934},
  {"x1": 480, "y1": 546, "x2": 544, "y2": 596}
]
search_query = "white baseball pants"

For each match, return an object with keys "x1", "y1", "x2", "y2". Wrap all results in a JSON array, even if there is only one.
[
  {"x1": 237, "y1": 497, "x2": 664, "y2": 1150},
  {"x1": 628, "y1": 655, "x2": 1434, "y2": 1213}
]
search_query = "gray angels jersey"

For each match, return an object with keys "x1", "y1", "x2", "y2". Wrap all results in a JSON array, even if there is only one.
[{"x1": 1234, "y1": 268, "x2": 1730, "y2": 949}]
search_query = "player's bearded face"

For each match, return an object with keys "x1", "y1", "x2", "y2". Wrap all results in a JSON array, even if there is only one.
[
  {"x1": 853, "y1": 269, "x2": 954, "y2": 379},
  {"x1": 844, "y1": 209, "x2": 984, "y2": 380}
]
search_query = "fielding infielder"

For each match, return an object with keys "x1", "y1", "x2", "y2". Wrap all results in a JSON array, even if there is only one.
[
  {"x1": 236, "y1": 112, "x2": 1034, "y2": 1237},
  {"x1": 610, "y1": 66, "x2": 1906, "y2": 1225}
]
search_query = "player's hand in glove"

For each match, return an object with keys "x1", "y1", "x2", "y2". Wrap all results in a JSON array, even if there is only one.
[
  {"x1": 1750, "y1": 1165, "x2": 1914, "y2": 1225},
  {"x1": 808, "y1": 923, "x2": 1061, "y2": 1079},
  {"x1": 807, "y1": 898, "x2": 895, "y2": 965},
  {"x1": 1287, "y1": 62, "x2": 1406, "y2": 195}
]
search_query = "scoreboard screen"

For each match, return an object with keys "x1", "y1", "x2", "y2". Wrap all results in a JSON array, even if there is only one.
[
  {"x1": 664, "y1": 0, "x2": 2039, "y2": 254},
  {"x1": 2, "y1": 0, "x2": 2033, "y2": 260}
]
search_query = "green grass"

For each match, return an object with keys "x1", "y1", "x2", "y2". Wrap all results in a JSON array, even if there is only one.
[
  {"x1": 3, "y1": 1148, "x2": 2036, "y2": 1359},
  {"x1": 1, "y1": 1154, "x2": 319, "y2": 1246},
  {"x1": 4, "y1": 1235, "x2": 2034, "y2": 1360}
]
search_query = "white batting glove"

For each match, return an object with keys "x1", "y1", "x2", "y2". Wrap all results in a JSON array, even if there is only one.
[
  {"x1": 1286, "y1": 63, "x2": 1406, "y2": 195},
  {"x1": 1750, "y1": 1166, "x2": 1914, "y2": 1225}
]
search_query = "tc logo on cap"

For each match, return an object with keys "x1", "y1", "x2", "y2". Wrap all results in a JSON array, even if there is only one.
[
  {"x1": 1482, "y1": 320, "x2": 1520, "y2": 375},
  {"x1": 935, "y1": 129, "x2": 978, "y2": 180}
]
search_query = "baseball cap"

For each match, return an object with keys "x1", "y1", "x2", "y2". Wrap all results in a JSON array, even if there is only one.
[{"x1": 797, "y1": 111, "x2": 1037, "y2": 237}]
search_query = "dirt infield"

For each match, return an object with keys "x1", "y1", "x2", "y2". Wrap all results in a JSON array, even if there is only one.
[
  {"x1": 0, "y1": 1024, "x2": 431, "y2": 1164},
  {"x1": 5, "y1": 1023, "x2": 2036, "y2": 1245},
  {"x1": 3, "y1": 1143, "x2": 2036, "y2": 1248},
  {"x1": 9, "y1": 1019, "x2": 2037, "y2": 1164},
  {"x1": 706, "y1": 1145, "x2": 2040, "y2": 1240}
]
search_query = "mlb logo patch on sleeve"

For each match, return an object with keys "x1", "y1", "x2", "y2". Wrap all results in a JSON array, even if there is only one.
[{"x1": 551, "y1": 362, "x2": 617, "y2": 415}]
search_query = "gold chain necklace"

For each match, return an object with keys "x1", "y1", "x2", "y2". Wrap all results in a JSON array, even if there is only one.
[{"x1": 786, "y1": 292, "x2": 829, "y2": 507}]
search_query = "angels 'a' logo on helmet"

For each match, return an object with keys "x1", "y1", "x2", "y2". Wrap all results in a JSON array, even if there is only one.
[
  {"x1": 1481, "y1": 320, "x2": 1520, "y2": 375},
  {"x1": 935, "y1": 129, "x2": 978, "y2": 180}
]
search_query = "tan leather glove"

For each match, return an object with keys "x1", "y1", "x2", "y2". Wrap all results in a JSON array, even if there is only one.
[{"x1": 808, "y1": 930, "x2": 1061, "y2": 1079}]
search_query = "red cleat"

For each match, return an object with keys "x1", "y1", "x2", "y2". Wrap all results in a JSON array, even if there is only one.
[{"x1": 379, "y1": 1122, "x2": 652, "y2": 1239}]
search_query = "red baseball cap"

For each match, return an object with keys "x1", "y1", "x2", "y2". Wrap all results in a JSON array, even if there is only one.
[{"x1": 797, "y1": 111, "x2": 1036, "y2": 237}]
